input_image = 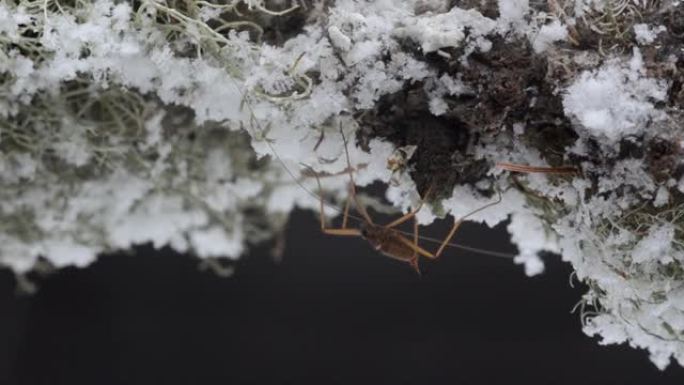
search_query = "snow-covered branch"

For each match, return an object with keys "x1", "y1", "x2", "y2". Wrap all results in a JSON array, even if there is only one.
[{"x1": 2, "y1": 0, "x2": 684, "y2": 368}]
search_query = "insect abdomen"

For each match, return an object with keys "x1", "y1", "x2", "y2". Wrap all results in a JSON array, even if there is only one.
[{"x1": 373, "y1": 231, "x2": 415, "y2": 262}]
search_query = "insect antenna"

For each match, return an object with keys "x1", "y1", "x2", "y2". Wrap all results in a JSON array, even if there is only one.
[{"x1": 407, "y1": 234, "x2": 516, "y2": 259}]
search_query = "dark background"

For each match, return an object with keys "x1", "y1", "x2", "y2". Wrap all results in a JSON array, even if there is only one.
[{"x1": 1, "y1": 210, "x2": 683, "y2": 385}]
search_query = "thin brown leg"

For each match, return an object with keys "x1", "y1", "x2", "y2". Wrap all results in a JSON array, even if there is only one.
[
  {"x1": 397, "y1": 236, "x2": 436, "y2": 259},
  {"x1": 409, "y1": 218, "x2": 421, "y2": 274},
  {"x1": 385, "y1": 206, "x2": 421, "y2": 229},
  {"x1": 340, "y1": 129, "x2": 374, "y2": 225},
  {"x1": 322, "y1": 228, "x2": 362, "y2": 236},
  {"x1": 385, "y1": 185, "x2": 433, "y2": 228},
  {"x1": 434, "y1": 219, "x2": 463, "y2": 258},
  {"x1": 313, "y1": 169, "x2": 328, "y2": 232},
  {"x1": 341, "y1": 184, "x2": 353, "y2": 229},
  {"x1": 312, "y1": 165, "x2": 358, "y2": 236},
  {"x1": 432, "y1": 190, "x2": 502, "y2": 258}
]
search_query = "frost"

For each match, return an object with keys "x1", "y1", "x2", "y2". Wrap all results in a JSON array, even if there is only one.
[
  {"x1": 532, "y1": 20, "x2": 568, "y2": 53},
  {"x1": 429, "y1": 96, "x2": 449, "y2": 115},
  {"x1": 633, "y1": 23, "x2": 666, "y2": 45},
  {"x1": 631, "y1": 224, "x2": 675, "y2": 264},
  {"x1": 395, "y1": 6, "x2": 497, "y2": 53},
  {"x1": 653, "y1": 186, "x2": 670, "y2": 208},
  {"x1": 498, "y1": 0, "x2": 529, "y2": 32},
  {"x1": 190, "y1": 226, "x2": 244, "y2": 259},
  {"x1": 563, "y1": 49, "x2": 668, "y2": 144},
  {"x1": 509, "y1": 212, "x2": 558, "y2": 276},
  {"x1": 327, "y1": 26, "x2": 353, "y2": 51},
  {"x1": 42, "y1": 241, "x2": 97, "y2": 268}
]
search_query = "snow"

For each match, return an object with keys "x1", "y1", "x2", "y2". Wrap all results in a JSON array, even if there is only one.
[
  {"x1": 563, "y1": 48, "x2": 668, "y2": 144},
  {"x1": 497, "y1": 0, "x2": 529, "y2": 32},
  {"x1": 190, "y1": 226, "x2": 244, "y2": 258},
  {"x1": 42, "y1": 241, "x2": 97, "y2": 268},
  {"x1": 631, "y1": 224, "x2": 675, "y2": 264},
  {"x1": 395, "y1": 6, "x2": 497, "y2": 53},
  {"x1": 429, "y1": 96, "x2": 449, "y2": 115},
  {"x1": 509, "y1": 212, "x2": 558, "y2": 276},
  {"x1": 532, "y1": 20, "x2": 568, "y2": 53},
  {"x1": 327, "y1": 26, "x2": 353, "y2": 51},
  {"x1": 653, "y1": 186, "x2": 670, "y2": 208},
  {"x1": 633, "y1": 23, "x2": 666, "y2": 45}
]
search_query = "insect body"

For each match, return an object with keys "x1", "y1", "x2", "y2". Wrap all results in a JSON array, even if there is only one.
[
  {"x1": 361, "y1": 223, "x2": 414, "y2": 256},
  {"x1": 359, "y1": 223, "x2": 433, "y2": 268},
  {"x1": 313, "y1": 175, "x2": 440, "y2": 273}
]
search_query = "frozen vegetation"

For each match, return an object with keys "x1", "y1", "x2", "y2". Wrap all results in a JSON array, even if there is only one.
[{"x1": 2, "y1": 0, "x2": 684, "y2": 368}]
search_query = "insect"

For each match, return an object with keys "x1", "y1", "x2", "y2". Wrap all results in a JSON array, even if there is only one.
[
  {"x1": 309, "y1": 131, "x2": 503, "y2": 273},
  {"x1": 255, "y1": 120, "x2": 575, "y2": 272}
]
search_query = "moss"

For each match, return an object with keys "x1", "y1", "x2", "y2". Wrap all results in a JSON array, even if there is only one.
[
  {"x1": 551, "y1": 0, "x2": 663, "y2": 53},
  {"x1": 0, "y1": 208, "x2": 44, "y2": 243}
]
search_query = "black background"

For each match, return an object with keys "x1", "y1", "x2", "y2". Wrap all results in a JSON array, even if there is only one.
[{"x1": 1, "y1": 210, "x2": 683, "y2": 385}]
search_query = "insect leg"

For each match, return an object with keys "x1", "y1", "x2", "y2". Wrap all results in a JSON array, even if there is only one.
[
  {"x1": 311, "y1": 161, "x2": 362, "y2": 237},
  {"x1": 341, "y1": 184, "x2": 352, "y2": 229},
  {"x1": 409, "y1": 217, "x2": 421, "y2": 274},
  {"x1": 385, "y1": 206, "x2": 421, "y2": 228},
  {"x1": 340, "y1": 128, "x2": 375, "y2": 225},
  {"x1": 432, "y1": 190, "x2": 502, "y2": 257},
  {"x1": 322, "y1": 228, "x2": 362, "y2": 236},
  {"x1": 397, "y1": 236, "x2": 436, "y2": 259},
  {"x1": 385, "y1": 185, "x2": 433, "y2": 228},
  {"x1": 435, "y1": 219, "x2": 464, "y2": 258}
]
